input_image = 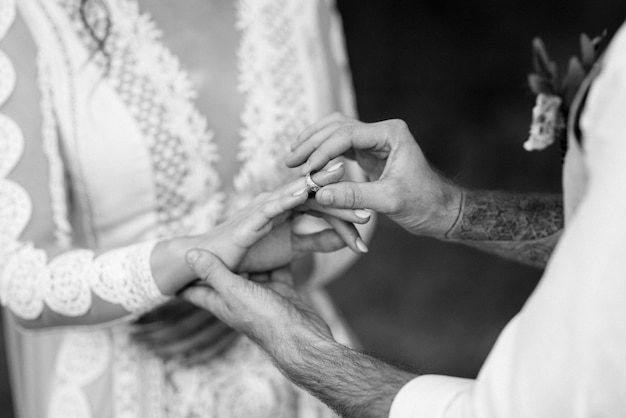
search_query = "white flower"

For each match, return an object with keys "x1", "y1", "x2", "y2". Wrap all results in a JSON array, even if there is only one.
[{"x1": 524, "y1": 93, "x2": 562, "y2": 151}]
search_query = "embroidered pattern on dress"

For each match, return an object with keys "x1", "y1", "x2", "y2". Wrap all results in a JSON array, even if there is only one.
[
  {"x1": 234, "y1": 0, "x2": 313, "y2": 206},
  {"x1": 162, "y1": 337, "x2": 303, "y2": 418},
  {"x1": 60, "y1": 0, "x2": 224, "y2": 239},
  {"x1": 37, "y1": 52, "x2": 72, "y2": 248},
  {"x1": 153, "y1": 2, "x2": 339, "y2": 416},
  {"x1": 0, "y1": 17, "x2": 166, "y2": 318},
  {"x1": 49, "y1": 331, "x2": 111, "y2": 418},
  {"x1": 0, "y1": 7, "x2": 170, "y2": 418},
  {"x1": 11, "y1": 1, "x2": 342, "y2": 417},
  {"x1": 0, "y1": 0, "x2": 36, "y2": 318}
]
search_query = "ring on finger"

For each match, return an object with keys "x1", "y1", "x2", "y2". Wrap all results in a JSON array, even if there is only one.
[{"x1": 304, "y1": 172, "x2": 322, "y2": 194}]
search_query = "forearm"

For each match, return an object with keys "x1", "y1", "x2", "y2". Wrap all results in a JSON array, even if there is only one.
[
  {"x1": 275, "y1": 338, "x2": 415, "y2": 418},
  {"x1": 7, "y1": 240, "x2": 175, "y2": 330},
  {"x1": 7, "y1": 234, "x2": 212, "y2": 330},
  {"x1": 445, "y1": 190, "x2": 564, "y2": 267}
]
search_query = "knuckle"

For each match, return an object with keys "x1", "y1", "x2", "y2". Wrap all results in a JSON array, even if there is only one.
[
  {"x1": 389, "y1": 118, "x2": 409, "y2": 132},
  {"x1": 233, "y1": 226, "x2": 251, "y2": 243},
  {"x1": 337, "y1": 124, "x2": 355, "y2": 139},
  {"x1": 260, "y1": 202, "x2": 276, "y2": 218},
  {"x1": 197, "y1": 258, "x2": 218, "y2": 281},
  {"x1": 384, "y1": 183, "x2": 404, "y2": 213},
  {"x1": 330, "y1": 111, "x2": 344, "y2": 120},
  {"x1": 344, "y1": 186, "x2": 363, "y2": 208}
]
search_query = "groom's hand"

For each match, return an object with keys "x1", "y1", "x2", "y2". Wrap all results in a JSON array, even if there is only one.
[
  {"x1": 182, "y1": 249, "x2": 334, "y2": 363},
  {"x1": 286, "y1": 113, "x2": 462, "y2": 237}
]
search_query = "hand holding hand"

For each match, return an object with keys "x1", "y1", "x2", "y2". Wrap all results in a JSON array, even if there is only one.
[
  {"x1": 196, "y1": 161, "x2": 369, "y2": 271},
  {"x1": 182, "y1": 250, "x2": 332, "y2": 364},
  {"x1": 155, "y1": 162, "x2": 370, "y2": 295},
  {"x1": 286, "y1": 113, "x2": 462, "y2": 237}
]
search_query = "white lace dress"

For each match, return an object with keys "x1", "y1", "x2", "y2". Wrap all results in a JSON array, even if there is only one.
[{"x1": 0, "y1": 0, "x2": 365, "y2": 416}]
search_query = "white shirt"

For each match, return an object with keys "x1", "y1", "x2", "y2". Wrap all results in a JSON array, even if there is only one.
[{"x1": 390, "y1": 24, "x2": 626, "y2": 418}]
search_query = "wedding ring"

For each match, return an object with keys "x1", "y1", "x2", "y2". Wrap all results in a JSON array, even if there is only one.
[{"x1": 304, "y1": 172, "x2": 322, "y2": 194}]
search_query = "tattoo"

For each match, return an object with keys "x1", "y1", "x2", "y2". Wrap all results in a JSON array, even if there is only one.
[
  {"x1": 278, "y1": 339, "x2": 415, "y2": 418},
  {"x1": 447, "y1": 191, "x2": 564, "y2": 267}
]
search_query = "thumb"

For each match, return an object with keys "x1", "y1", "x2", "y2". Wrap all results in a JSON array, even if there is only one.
[
  {"x1": 315, "y1": 181, "x2": 395, "y2": 213},
  {"x1": 186, "y1": 249, "x2": 247, "y2": 295},
  {"x1": 182, "y1": 285, "x2": 224, "y2": 314}
]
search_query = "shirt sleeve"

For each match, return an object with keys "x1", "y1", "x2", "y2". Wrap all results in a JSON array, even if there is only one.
[{"x1": 390, "y1": 25, "x2": 626, "y2": 418}]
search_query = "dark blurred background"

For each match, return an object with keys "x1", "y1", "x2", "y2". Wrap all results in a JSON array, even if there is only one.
[
  {"x1": 1, "y1": 1, "x2": 625, "y2": 415},
  {"x1": 328, "y1": 0, "x2": 626, "y2": 378}
]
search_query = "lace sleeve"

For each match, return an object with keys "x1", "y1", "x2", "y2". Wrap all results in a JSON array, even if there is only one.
[{"x1": 0, "y1": 5, "x2": 168, "y2": 327}]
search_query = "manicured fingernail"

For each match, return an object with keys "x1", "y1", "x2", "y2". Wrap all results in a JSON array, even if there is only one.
[
  {"x1": 293, "y1": 188, "x2": 308, "y2": 197},
  {"x1": 355, "y1": 209, "x2": 371, "y2": 219},
  {"x1": 355, "y1": 237, "x2": 369, "y2": 253},
  {"x1": 186, "y1": 250, "x2": 199, "y2": 265},
  {"x1": 326, "y1": 162, "x2": 343, "y2": 172},
  {"x1": 317, "y1": 190, "x2": 333, "y2": 205}
]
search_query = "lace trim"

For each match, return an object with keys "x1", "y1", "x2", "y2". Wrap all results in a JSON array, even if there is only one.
[
  {"x1": 49, "y1": 330, "x2": 111, "y2": 418},
  {"x1": 61, "y1": 0, "x2": 225, "y2": 239},
  {"x1": 234, "y1": 0, "x2": 327, "y2": 206},
  {"x1": 43, "y1": 250, "x2": 95, "y2": 316},
  {"x1": 37, "y1": 50, "x2": 72, "y2": 248},
  {"x1": 47, "y1": 384, "x2": 91, "y2": 418},
  {"x1": 162, "y1": 337, "x2": 325, "y2": 418},
  {"x1": 112, "y1": 328, "x2": 142, "y2": 417},
  {"x1": 116, "y1": 2, "x2": 224, "y2": 237},
  {"x1": 0, "y1": 1, "x2": 169, "y2": 321},
  {"x1": 0, "y1": 0, "x2": 16, "y2": 40},
  {"x1": 0, "y1": 36, "x2": 166, "y2": 320},
  {"x1": 0, "y1": 117, "x2": 31, "y2": 239},
  {"x1": 0, "y1": 114, "x2": 21, "y2": 178},
  {"x1": 0, "y1": 239, "x2": 166, "y2": 319},
  {"x1": 235, "y1": 0, "x2": 306, "y2": 201},
  {"x1": 55, "y1": 330, "x2": 110, "y2": 386},
  {"x1": 91, "y1": 240, "x2": 168, "y2": 315},
  {"x1": 0, "y1": 244, "x2": 47, "y2": 319}
]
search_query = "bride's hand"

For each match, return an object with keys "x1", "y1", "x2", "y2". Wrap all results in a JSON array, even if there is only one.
[
  {"x1": 154, "y1": 161, "x2": 369, "y2": 295},
  {"x1": 238, "y1": 197, "x2": 372, "y2": 273},
  {"x1": 193, "y1": 162, "x2": 370, "y2": 272}
]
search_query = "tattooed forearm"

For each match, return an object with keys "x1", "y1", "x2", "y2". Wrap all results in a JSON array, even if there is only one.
[{"x1": 446, "y1": 191, "x2": 564, "y2": 267}]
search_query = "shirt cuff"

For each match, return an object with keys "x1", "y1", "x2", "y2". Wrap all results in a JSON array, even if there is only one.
[{"x1": 389, "y1": 375, "x2": 475, "y2": 418}]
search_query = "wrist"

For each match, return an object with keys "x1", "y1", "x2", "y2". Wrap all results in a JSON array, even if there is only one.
[
  {"x1": 274, "y1": 332, "x2": 342, "y2": 377},
  {"x1": 440, "y1": 183, "x2": 465, "y2": 239},
  {"x1": 417, "y1": 180, "x2": 464, "y2": 239},
  {"x1": 152, "y1": 235, "x2": 202, "y2": 295}
]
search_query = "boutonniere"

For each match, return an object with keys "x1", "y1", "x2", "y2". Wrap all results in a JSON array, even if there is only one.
[{"x1": 524, "y1": 32, "x2": 606, "y2": 152}]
